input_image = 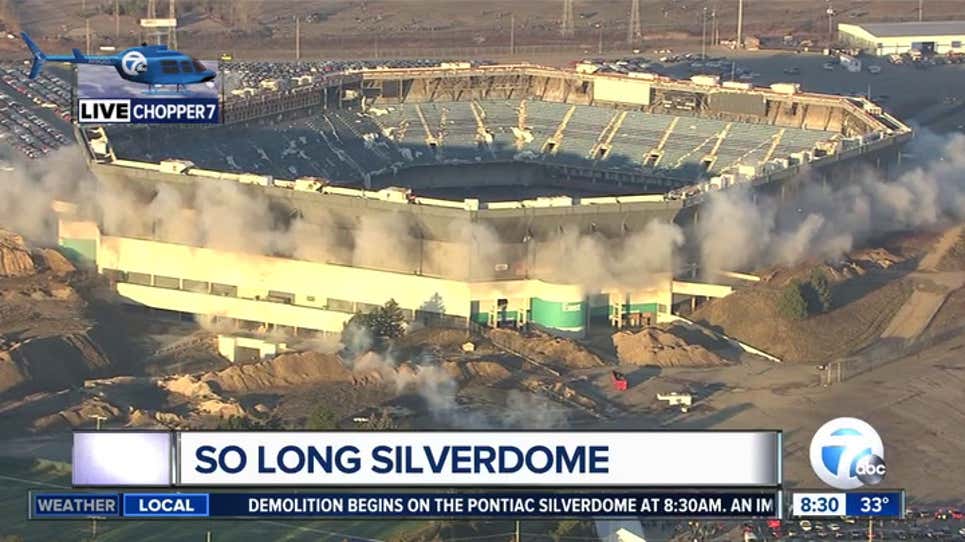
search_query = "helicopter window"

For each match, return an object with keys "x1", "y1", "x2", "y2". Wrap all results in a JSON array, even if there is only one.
[
  {"x1": 160, "y1": 60, "x2": 179, "y2": 74},
  {"x1": 180, "y1": 60, "x2": 194, "y2": 73},
  {"x1": 192, "y1": 59, "x2": 207, "y2": 73}
]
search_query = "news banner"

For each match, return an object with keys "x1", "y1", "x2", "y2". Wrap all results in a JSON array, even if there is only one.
[{"x1": 28, "y1": 430, "x2": 905, "y2": 521}]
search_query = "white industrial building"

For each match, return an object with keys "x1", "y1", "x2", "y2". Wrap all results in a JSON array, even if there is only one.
[{"x1": 838, "y1": 21, "x2": 965, "y2": 56}]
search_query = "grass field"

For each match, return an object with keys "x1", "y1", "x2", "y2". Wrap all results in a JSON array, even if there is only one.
[{"x1": 0, "y1": 458, "x2": 430, "y2": 542}]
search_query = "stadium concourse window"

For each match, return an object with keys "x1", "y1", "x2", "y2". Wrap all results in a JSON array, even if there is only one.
[
  {"x1": 266, "y1": 290, "x2": 295, "y2": 304},
  {"x1": 356, "y1": 301, "x2": 381, "y2": 314},
  {"x1": 210, "y1": 283, "x2": 238, "y2": 297},
  {"x1": 182, "y1": 279, "x2": 209, "y2": 293},
  {"x1": 154, "y1": 275, "x2": 181, "y2": 290},
  {"x1": 101, "y1": 268, "x2": 127, "y2": 283},
  {"x1": 327, "y1": 298, "x2": 355, "y2": 313},
  {"x1": 127, "y1": 272, "x2": 152, "y2": 286}
]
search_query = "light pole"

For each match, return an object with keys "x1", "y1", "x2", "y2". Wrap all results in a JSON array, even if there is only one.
[
  {"x1": 701, "y1": 7, "x2": 708, "y2": 58},
  {"x1": 826, "y1": 3, "x2": 835, "y2": 47}
]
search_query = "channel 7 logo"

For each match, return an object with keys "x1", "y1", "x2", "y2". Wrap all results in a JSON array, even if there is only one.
[{"x1": 809, "y1": 417, "x2": 886, "y2": 490}]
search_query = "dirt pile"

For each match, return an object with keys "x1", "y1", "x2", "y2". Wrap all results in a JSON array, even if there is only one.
[
  {"x1": 0, "y1": 230, "x2": 35, "y2": 277},
  {"x1": 455, "y1": 360, "x2": 511, "y2": 384},
  {"x1": 820, "y1": 247, "x2": 905, "y2": 281},
  {"x1": 692, "y1": 261, "x2": 913, "y2": 363},
  {"x1": 489, "y1": 329, "x2": 604, "y2": 370},
  {"x1": 612, "y1": 327, "x2": 725, "y2": 367},
  {"x1": 31, "y1": 395, "x2": 124, "y2": 431},
  {"x1": 203, "y1": 351, "x2": 353, "y2": 393},
  {"x1": 38, "y1": 248, "x2": 76, "y2": 276},
  {"x1": 0, "y1": 332, "x2": 115, "y2": 396}
]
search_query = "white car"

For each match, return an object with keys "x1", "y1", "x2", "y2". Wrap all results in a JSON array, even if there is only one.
[
  {"x1": 823, "y1": 62, "x2": 835, "y2": 71},
  {"x1": 868, "y1": 65, "x2": 881, "y2": 74},
  {"x1": 799, "y1": 519, "x2": 813, "y2": 532}
]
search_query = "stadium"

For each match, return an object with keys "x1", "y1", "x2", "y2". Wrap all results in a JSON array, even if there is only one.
[{"x1": 60, "y1": 63, "x2": 911, "y2": 338}]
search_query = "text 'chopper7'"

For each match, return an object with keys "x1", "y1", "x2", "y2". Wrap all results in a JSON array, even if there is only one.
[{"x1": 21, "y1": 32, "x2": 215, "y2": 91}]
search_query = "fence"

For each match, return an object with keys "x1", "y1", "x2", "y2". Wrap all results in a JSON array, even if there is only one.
[{"x1": 821, "y1": 323, "x2": 965, "y2": 385}]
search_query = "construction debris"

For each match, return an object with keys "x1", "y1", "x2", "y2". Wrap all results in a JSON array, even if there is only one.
[
  {"x1": 0, "y1": 230, "x2": 35, "y2": 277},
  {"x1": 612, "y1": 327, "x2": 725, "y2": 367}
]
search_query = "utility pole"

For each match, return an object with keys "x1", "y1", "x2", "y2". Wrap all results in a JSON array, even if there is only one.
[
  {"x1": 628, "y1": 0, "x2": 641, "y2": 46},
  {"x1": 561, "y1": 0, "x2": 574, "y2": 38},
  {"x1": 918, "y1": 0, "x2": 923, "y2": 21},
  {"x1": 295, "y1": 16, "x2": 301, "y2": 60},
  {"x1": 736, "y1": 0, "x2": 743, "y2": 48},
  {"x1": 712, "y1": 7, "x2": 719, "y2": 47},
  {"x1": 598, "y1": 23, "x2": 604, "y2": 54},
  {"x1": 85, "y1": 18, "x2": 91, "y2": 55},
  {"x1": 167, "y1": 0, "x2": 177, "y2": 49},
  {"x1": 147, "y1": 0, "x2": 159, "y2": 44},
  {"x1": 114, "y1": 0, "x2": 119, "y2": 39},
  {"x1": 701, "y1": 6, "x2": 708, "y2": 58},
  {"x1": 515, "y1": 520, "x2": 520, "y2": 542},
  {"x1": 510, "y1": 13, "x2": 515, "y2": 55},
  {"x1": 826, "y1": 2, "x2": 835, "y2": 46}
]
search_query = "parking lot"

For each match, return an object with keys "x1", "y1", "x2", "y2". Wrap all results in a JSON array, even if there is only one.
[
  {"x1": 0, "y1": 63, "x2": 73, "y2": 160},
  {"x1": 222, "y1": 57, "x2": 494, "y2": 97},
  {"x1": 577, "y1": 46, "x2": 965, "y2": 133}
]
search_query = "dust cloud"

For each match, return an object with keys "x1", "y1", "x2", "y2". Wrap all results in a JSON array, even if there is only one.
[{"x1": 696, "y1": 131, "x2": 965, "y2": 274}]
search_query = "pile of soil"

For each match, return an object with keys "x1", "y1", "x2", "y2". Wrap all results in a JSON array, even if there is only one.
[
  {"x1": 612, "y1": 327, "x2": 725, "y2": 367},
  {"x1": 490, "y1": 329, "x2": 604, "y2": 369},
  {"x1": 0, "y1": 230, "x2": 35, "y2": 277},
  {"x1": 455, "y1": 360, "x2": 511, "y2": 384},
  {"x1": 32, "y1": 395, "x2": 123, "y2": 431},
  {"x1": 203, "y1": 351, "x2": 353, "y2": 393},
  {"x1": 0, "y1": 332, "x2": 115, "y2": 396},
  {"x1": 820, "y1": 247, "x2": 905, "y2": 282}
]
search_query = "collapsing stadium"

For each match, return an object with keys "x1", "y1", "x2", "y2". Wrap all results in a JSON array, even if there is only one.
[{"x1": 61, "y1": 63, "x2": 911, "y2": 337}]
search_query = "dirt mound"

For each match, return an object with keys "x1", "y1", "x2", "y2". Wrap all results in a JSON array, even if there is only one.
[
  {"x1": 692, "y1": 270, "x2": 912, "y2": 363},
  {"x1": 0, "y1": 230, "x2": 35, "y2": 277},
  {"x1": 458, "y1": 360, "x2": 511, "y2": 383},
  {"x1": 490, "y1": 329, "x2": 604, "y2": 370},
  {"x1": 204, "y1": 351, "x2": 353, "y2": 393},
  {"x1": 820, "y1": 247, "x2": 905, "y2": 282},
  {"x1": 612, "y1": 327, "x2": 725, "y2": 367},
  {"x1": 32, "y1": 395, "x2": 123, "y2": 431},
  {"x1": 0, "y1": 332, "x2": 115, "y2": 396},
  {"x1": 159, "y1": 374, "x2": 219, "y2": 399},
  {"x1": 38, "y1": 248, "x2": 76, "y2": 276}
]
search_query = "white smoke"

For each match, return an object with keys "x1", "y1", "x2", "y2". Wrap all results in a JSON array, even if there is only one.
[
  {"x1": 338, "y1": 323, "x2": 565, "y2": 429},
  {"x1": 696, "y1": 131, "x2": 965, "y2": 273}
]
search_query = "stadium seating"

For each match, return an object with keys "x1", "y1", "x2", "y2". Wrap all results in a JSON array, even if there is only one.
[{"x1": 104, "y1": 99, "x2": 836, "y2": 186}]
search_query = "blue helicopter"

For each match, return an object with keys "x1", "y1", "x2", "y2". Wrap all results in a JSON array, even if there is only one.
[{"x1": 21, "y1": 32, "x2": 216, "y2": 92}]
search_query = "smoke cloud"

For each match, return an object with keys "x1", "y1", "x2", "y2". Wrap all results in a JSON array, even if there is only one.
[
  {"x1": 340, "y1": 325, "x2": 565, "y2": 429},
  {"x1": 3, "y1": 131, "x2": 963, "y2": 290},
  {"x1": 696, "y1": 131, "x2": 965, "y2": 274}
]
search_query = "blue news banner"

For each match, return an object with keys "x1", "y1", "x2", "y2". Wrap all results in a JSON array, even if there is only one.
[{"x1": 31, "y1": 491, "x2": 780, "y2": 520}]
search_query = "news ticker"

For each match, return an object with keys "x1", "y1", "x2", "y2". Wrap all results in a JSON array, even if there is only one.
[
  {"x1": 790, "y1": 491, "x2": 904, "y2": 518},
  {"x1": 72, "y1": 431, "x2": 782, "y2": 487},
  {"x1": 30, "y1": 491, "x2": 781, "y2": 520}
]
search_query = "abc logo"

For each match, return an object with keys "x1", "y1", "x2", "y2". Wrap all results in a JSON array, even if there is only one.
[
  {"x1": 809, "y1": 417, "x2": 886, "y2": 490},
  {"x1": 121, "y1": 51, "x2": 148, "y2": 76}
]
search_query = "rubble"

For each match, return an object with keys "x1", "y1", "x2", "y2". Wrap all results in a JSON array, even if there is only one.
[
  {"x1": 0, "y1": 230, "x2": 35, "y2": 277},
  {"x1": 612, "y1": 327, "x2": 725, "y2": 367}
]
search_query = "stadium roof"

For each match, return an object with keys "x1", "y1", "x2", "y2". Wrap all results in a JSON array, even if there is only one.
[{"x1": 845, "y1": 20, "x2": 965, "y2": 38}]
